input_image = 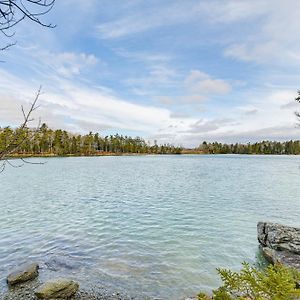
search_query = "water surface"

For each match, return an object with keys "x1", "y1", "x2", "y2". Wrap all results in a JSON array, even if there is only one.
[{"x1": 1, "y1": 155, "x2": 300, "y2": 299}]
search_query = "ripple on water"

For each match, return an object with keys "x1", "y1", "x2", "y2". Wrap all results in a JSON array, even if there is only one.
[{"x1": 1, "y1": 155, "x2": 300, "y2": 299}]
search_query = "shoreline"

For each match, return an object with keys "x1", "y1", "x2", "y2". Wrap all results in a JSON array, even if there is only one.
[
  {"x1": 5, "y1": 152, "x2": 300, "y2": 159},
  {"x1": 2, "y1": 222, "x2": 300, "y2": 299},
  {"x1": 2, "y1": 279, "x2": 135, "y2": 300}
]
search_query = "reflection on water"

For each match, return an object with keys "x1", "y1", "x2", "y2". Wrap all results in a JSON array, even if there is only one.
[{"x1": 1, "y1": 155, "x2": 300, "y2": 299}]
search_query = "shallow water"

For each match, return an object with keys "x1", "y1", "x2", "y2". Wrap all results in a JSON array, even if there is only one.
[{"x1": 1, "y1": 155, "x2": 300, "y2": 299}]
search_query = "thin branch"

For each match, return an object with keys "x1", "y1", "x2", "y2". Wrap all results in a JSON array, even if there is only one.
[
  {"x1": 295, "y1": 90, "x2": 300, "y2": 126},
  {"x1": 20, "y1": 157, "x2": 45, "y2": 164},
  {"x1": 0, "y1": 161, "x2": 6, "y2": 173},
  {"x1": 0, "y1": 40, "x2": 15, "y2": 50},
  {"x1": 6, "y1": 159, "x2": 23, "y2": 167},
  {"x1": 0, "y1": 86, "x2": 42, "y2": 160},
  {"x1": 0, "y1": 87, "x2": 45, "y2": 172},
  {"x1": 0, "y1": 0, "x2": 56, "y2": 47}
]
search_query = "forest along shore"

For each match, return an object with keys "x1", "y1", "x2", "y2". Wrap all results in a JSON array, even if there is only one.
[{"x1": 2, "y1": 123, "x2": 300, "y2": 157}]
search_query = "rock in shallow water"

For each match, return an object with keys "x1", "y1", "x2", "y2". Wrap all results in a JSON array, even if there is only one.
[
  {"x1": 7, "y1": 263, "x2": 39, "y2": 286},
  {"x1": 35, "y1": 278, "x2": 79, "y2": 299},
  {"x1": 257, "y1": 222, "x2": 300, "y2": 253},
  {"x1": 261, "y1": 246, "x2": 300, "y2": 270},
  {"x1": 257, "y1": 222, "x2": 300, "y2": 271}
]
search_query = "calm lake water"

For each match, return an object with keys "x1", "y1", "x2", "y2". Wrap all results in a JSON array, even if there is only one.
[{"x1": 1, "y1": 155, "x2": 300, "y2": 299}]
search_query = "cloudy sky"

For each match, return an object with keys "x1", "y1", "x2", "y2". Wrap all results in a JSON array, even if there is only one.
[{"x1": 1, "y1": 0, "x2": 300, "y2": 147}]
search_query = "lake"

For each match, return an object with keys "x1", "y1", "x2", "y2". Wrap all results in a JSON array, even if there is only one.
[{"x1": 1, "y1": 155, "x2": 300, "y2": 299}]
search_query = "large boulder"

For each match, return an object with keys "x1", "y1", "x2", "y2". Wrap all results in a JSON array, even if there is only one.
[
  {"x1": 258, "y1": 222, "x2": 300, "y2": 253},
  {"x1": 258, "y1": 222, "x2": 300, "y2": 270},
  {"x1": 35, "y1": 278, "x2": 79, "y2": 299},
  {"x1": 261, "y1": 247, "x2": 300, "y2": 270},
  {"x1": 7, "y1": 263, "x2": 39, "y2": 286}
]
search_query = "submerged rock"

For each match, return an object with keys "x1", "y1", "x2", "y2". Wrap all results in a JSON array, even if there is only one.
[
  {"x1": 7, "y1": 263, "x2": 39, "y2": 286},
  {"x1": 35, "y1": 278, "x2": 79, "y2": 299},
  {"x1": 257, "y1": 222, "x2": 300, "y2": 270},
  {"x1": 45, "y1": 256, "x2": 80, "y2": 271}
]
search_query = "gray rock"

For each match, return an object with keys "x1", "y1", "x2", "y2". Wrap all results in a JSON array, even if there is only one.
[
  {"x1": 260, "y1": 246, "x2": 278, "y2": 264},
  {"x1": 7, "y1": 263, "x2": 39, "y2": 286},
  {"x1": 257, "y1": 222, "x2": 300, "y2": 253},
  {"x1": 258, "y1": 222, "x2": 300, "y2": 271},
  {"x1": 45, "y1": 256, "x2": 80, "y2": 271},
  {"x1": 260, "y1": 246, "x2": 300, "y2": 269},
  {"x1": 35, "y1": 278, "x2": 79, "y2": 299}
]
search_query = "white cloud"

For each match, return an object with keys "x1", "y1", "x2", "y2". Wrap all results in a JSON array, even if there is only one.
[
  {"x1": 2, "y1": 0, "x2": 300, "y2": 147},
  {"x1": 223, "y1": 1, "x2": 300, "y2": 65},
  {"x1": 94, "y1": 1, "x2": 268, "y2": 40},
  {"x1": 124, "y1": 64, "x2": 178, "y2": 91},
  {"x1": 41, "y1": 51, "x2": 99, "y2": 78},
  {"x1": 224, "y1": 42, "x2": 278, "y2": 64},
  {"x1": 148, "y1": 89, "x2": 299, "y2": 146},
  {"x1": 151, "y1": 70, "x2": 231, "y2": 106},
  {"x1": 184, "y1": 118, "x2": 236, "y2": 134},
  {"x1": 237, "y1": 105, "x2": 259, "y2": 115},
  {"x1": 94, "y1": 0, "x2": 300, "y2": 67},
  {"x1": 1, "y1": 65, "x2": 299, "y2": 147},
  {"x1": 95, "y1": 3, "x2": 191, "y2": 39},
  {"x1": 185, "y1": 70, "x2": 231, "y2": 95},
  {"x1": 0, "y1": 68, "x2": 177, "y2": 134},
  {"x1": 114, "y1": 49, "x2": 173, "y2": 63},
  {"x1": 205, "y1": 0, "x2": 269, "y2": 23}
]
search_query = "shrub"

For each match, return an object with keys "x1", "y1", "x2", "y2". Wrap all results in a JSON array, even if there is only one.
[
  {"x1": 198, "y1": 263, "x2": 300, "y2": 300},
  {"x1": 198, "y1": 292, "x2": 211, "y2": 299},
  {"x1": 213, "y1": 262, "x2": 300, "y2": 300}
]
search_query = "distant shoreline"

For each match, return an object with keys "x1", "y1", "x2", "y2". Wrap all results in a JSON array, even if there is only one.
[
  {"x1": 5, "y1": 151, "x2": 300, "y2": 159},
  {"x1": 5, "y1": 152, "x2": 181, "y2": 160}
]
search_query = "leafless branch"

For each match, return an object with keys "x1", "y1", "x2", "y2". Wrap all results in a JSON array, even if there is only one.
[
  {"x1": 0, "y1": 0, "x2": 56, "y2": 50},
  {"x1": 0, "y1": 86, "x2": 45, "y2": 172},
  {"x1": 0, "y1": 41, "x2": 15, "y2": 50},
  {"x1": 295, "y1": 90, "x2": 300, "y2": 126},
  {"x1": 20, "y1": 157, "x2": 44, "y2": 164},
  {"x1": 6, "y1": 159, "x2": 23, "y2": 167}
]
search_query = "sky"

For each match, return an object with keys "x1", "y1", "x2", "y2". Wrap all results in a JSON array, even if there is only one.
[{"x1": 1, "y1": 0, "x2": 300, "y2": 147}]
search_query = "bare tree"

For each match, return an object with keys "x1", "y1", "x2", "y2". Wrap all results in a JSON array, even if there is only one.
[
  {"x1": 0, "y1": 87, "x2": 43, "y2": 172},
  {"x1": 0, "y1": 0, "x2": 56, "y2": 50},
  {"x1": 0, "y1": 1, "x2": 56, "y2": 171},
  {"x1": 295, "y1": 91, "x2": 300, "y2": 124}
]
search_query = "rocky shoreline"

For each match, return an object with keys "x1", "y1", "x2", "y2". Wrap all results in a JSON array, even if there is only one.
[
  {"x1": 2, "y1": 278, "x2": 134, "y2": 300},
  {"x1": 2, "y1": 263, "x2": 135, "y2": 300},
  {"x1": 258, "y1": 221, "x2": 300, "y2": 271},
  {"x1": 3, "y1": 279, "x2": 132, "y2": 300},
  {"x1": 3, "y1": 222, "x2": 300, "y2": 300}
]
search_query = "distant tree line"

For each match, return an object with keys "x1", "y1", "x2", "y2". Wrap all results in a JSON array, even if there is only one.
[
  {"x1": 0, "y1": 123, "x2": 182, "y2": 157},
  {"x1": 198, "y1": 140, "x2": 300, "y2": 155},
  {"x1": 3, "y1": 124, "x2": 300, "y2": 158}
]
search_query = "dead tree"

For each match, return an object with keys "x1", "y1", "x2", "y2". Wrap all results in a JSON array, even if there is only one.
[
  {"x1": 0, "y1": 0, "x2": 56, "y2": 50},
  {"x1": 295, "y1": 91, "x2": 300, "y2": 124},
  {"x1": 0, "y1": 87, "x2": 44, "y2": 172},
  {"x1": 0, "y1": 1, "x2": 55, "y2": 171}
]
